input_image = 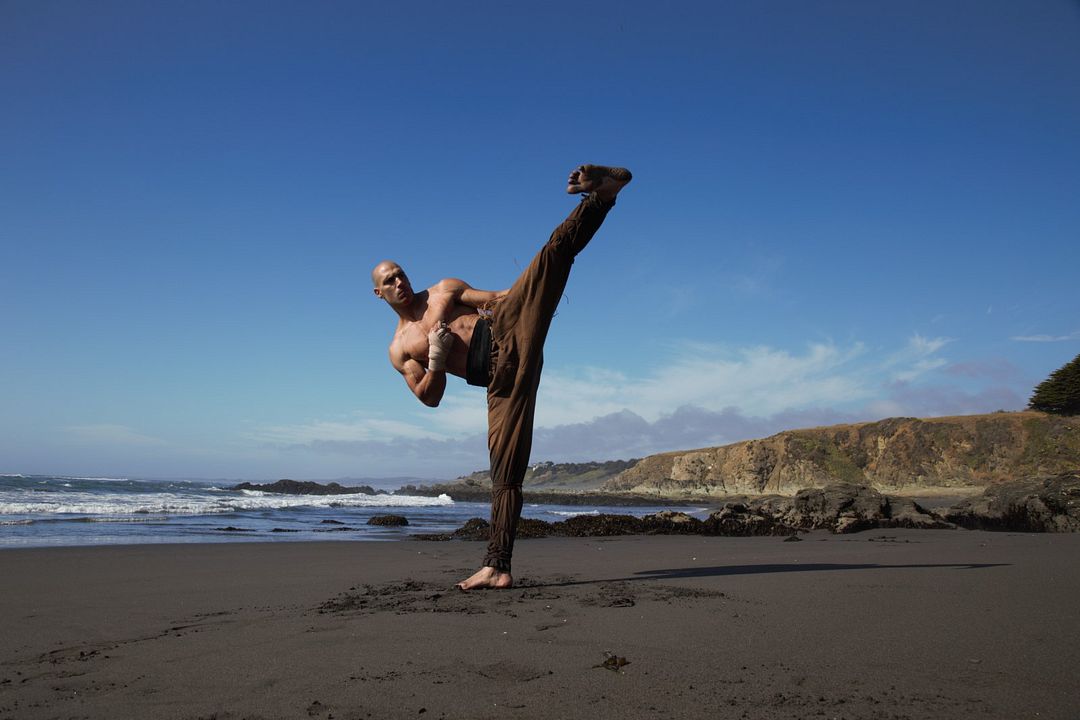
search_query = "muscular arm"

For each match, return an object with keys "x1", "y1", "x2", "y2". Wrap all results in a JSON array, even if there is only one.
[
  {"x1": 395, "y1": 353, "x2": 446, "y2": 408},
  {"x1": 435, "y1": 278, "x2": 507, "y2": 311}
]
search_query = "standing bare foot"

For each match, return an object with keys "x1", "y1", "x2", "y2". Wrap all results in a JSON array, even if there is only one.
[
  {"x1": 456, "y1": 566, "x2": 513, "y2": 591},
  {"x1": 566, "y1": 164, "x2": 633, "y2": 201}
]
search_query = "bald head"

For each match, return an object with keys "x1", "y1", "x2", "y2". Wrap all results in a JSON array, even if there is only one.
[
  {"x1": 371, "y1": 260, "x2": 402, "y2": 288},
  {"x1": 371, "y1": 260, "x2": 414, "y2": 307}
]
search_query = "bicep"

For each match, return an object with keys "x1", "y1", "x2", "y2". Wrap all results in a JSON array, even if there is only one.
[{"x1": 398, "y1": 358, "x2": 427, "y2": 398}]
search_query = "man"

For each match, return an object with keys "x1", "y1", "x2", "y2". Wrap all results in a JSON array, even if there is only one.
[{"x1": 372, "y1": 164, "x2": 632, "y2": 589}]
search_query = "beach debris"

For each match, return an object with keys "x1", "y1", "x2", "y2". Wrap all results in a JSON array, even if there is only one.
[
  {"x1": 783, "y1": 534, "x2": 803, "y2": 542},
  {"x1": 594, "y1": 652, "x2": 630, "y2": 672}
]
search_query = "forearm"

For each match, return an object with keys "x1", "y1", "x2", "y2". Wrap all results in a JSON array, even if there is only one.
[
  {"x1": 415, "y1": 368, "x2": 447, "y2": 407},
  {"x1": 460, "y1": 288, "x2": 507, "y2": 308}
]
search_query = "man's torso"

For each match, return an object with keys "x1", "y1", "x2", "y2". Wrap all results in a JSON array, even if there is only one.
[{"x1": 390, "y1": 285, "x2": 481, "y2": 379}]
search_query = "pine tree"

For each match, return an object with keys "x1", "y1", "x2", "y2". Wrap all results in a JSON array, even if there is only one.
[{"x1": 1028, "y1": 352, "x2": 1080, "y2": 415}]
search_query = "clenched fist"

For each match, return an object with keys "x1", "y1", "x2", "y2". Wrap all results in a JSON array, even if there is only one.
[{"x1": 427, "y1": 322, "x2": 455, "y2": 372}]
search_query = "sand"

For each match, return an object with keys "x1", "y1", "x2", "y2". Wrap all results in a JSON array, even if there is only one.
[{"x1": 1, "y1": 530, "x2": 1078, "y2": 719}]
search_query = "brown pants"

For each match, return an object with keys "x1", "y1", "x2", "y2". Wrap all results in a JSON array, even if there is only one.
[{"x1": 483, "y1": 193, "x2": 615, "y2": 572}]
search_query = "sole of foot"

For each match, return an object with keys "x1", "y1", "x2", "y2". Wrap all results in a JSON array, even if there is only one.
[{"x1": 566, "y1": 164, "x2": 633, "y2": 199}]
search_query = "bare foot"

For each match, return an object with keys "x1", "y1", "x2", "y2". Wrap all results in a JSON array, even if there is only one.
[
  {"x1": 566, "y1": 164, "x2": 633, "y2": 201},
  {"x1": 455, "y1": 566, "x2": 513, "y2": 591}
]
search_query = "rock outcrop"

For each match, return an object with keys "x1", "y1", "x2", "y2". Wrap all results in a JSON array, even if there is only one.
[
  {"x1": 704, "y1": 484, "x2": 953, "y2": 535},
  {"x1": 232, "y1": 479, "x2": 382, "y2": 495},
  {"x1": 943, "y1": 471, "x2": 1080, "y2": 532},
  {"x1": 604, "y1": 412, "x2": 1080, "y2": 497},
  {"x1": 420, "y1": 484, "x2": 953, "y2": 539},
  {"x1": 367, "y1": 515, "x2": 410, "y2": 526}
]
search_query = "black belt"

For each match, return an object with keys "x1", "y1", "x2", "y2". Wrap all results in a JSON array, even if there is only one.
[{"x1": 466, "y1": 317, "x2": 492, "y2": 387}]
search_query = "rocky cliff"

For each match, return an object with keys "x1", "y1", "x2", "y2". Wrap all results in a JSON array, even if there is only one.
[{"x1": 603, "y1": 411, "x2": 1080, "y2": 497}]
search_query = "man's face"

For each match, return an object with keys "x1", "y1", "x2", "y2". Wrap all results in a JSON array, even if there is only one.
[{"x1": 372, "y1": 262, "x2": 414, "y2": 306}]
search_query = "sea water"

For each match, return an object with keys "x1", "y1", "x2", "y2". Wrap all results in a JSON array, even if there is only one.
[{"x1": 0, "y1": 474, "x2": 703, "y2": 548}]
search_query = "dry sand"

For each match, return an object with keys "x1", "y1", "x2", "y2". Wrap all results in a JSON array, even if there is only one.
[{"x1": 1, "y1": 530, "x2": 1078, "y2": 719}]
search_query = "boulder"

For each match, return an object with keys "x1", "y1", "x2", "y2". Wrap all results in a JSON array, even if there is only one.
[
  {"x1": 367, "y1": 515, "x2": 409, "y2": 526},
  {"x1": 944, "y1": 472, "x2": 1080, "y2": 532},
  {"x1": 704, "y1": 484, "x2": 951, "y2": 535}
]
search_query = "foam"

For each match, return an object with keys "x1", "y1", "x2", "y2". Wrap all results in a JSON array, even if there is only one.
[
  {"x1": 0, "y1": 491, "x2": 453, "y2": 516},
  {"x1": 58, "y1": 476, "x2": 130, "y2": 482},
  {"x1": 548, "y1": 510, "x2": 601, "y2": 517}
]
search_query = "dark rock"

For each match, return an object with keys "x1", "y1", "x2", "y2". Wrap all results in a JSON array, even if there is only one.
[
  {"x1": 215, "y1": 526, "x2": 254, "y2": 532},
  {"x1": 703, "y1": 484, "x2": 951, "y2": 535},
  {"x1": 516, "y1": 517, "x2": 556, "y2": 538},
  {"x1": 320, "y1": 519, "x2": 345, "y2": 524},
  {"x1": 642, "y1": 511, "x2": 705, "y2": 534},
  {"x1": 417, "y1": 484, "x2": 956, "y2": 541},
  {"x1": 232, "y1": 479, "x2": 379, "y2": 495},
  {"x1": 451, "y1": 517, "x2": 492, "y2": 540},
  {"x1": 944, "y1": 472, "x2": 1080, "y2": 532},
  {"x1": 557, "y1": 514, "x2": 644, "y2": 537},
  {"x1": 367, "y1": 515, "x2": 409, "y2": 526},
  {"x1": 702, "y1": 501, "x2": 798, "y2": 536}
]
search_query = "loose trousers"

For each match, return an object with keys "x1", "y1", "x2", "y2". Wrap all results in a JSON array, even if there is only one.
[{"x1": 483, "y1": 193, "x2": 615, "y2": 572}]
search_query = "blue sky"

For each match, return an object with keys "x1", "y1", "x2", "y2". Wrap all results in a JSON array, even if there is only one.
[{"x1": 2, "y1": 1, "x2": 1078, "y2": 482}]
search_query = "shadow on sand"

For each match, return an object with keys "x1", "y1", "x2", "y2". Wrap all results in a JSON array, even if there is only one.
[{"x1": 532, "y1": 562, "x2": 1009, "y2": 588}]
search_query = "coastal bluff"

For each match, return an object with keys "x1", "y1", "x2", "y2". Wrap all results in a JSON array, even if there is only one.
[{"x1": 603, "y1": 411, "x2": 1080, "y2": 497}]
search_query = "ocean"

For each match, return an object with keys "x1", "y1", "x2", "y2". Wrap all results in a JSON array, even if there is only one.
[{"x1": 0, "y1": 474, "x2": 703, "y2": 548}]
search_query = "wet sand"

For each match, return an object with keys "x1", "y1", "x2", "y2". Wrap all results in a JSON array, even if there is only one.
[{"x1": 1, "y1": 530, "x2": 1078, "y2": 719}]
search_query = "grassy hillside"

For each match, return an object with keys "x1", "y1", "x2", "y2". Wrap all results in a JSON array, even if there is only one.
[{"x1": 603, "y1": 411, "x2": 1080, "y2": 497}]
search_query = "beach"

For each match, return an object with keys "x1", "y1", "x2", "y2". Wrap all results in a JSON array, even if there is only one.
[{"x1": 2, "y1": 530, "x2": 1078, "y2": 720}]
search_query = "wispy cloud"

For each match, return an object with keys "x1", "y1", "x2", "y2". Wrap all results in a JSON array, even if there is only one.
[
  {"x1": 64, "y1": 424, "x2": 168, "y2": 447},
  {"x1": 246, "y1": 414, "x2": 450, "y2": 446},
  {"x1": 535, "y1": 340, "x2": 872, "y2": 427},
  {"x1": 246, "y1": 333, "x2": 976, "y2": 475},
  {"x1": 1010, "y1": 331, "x2": 1080, "y2": 343}
]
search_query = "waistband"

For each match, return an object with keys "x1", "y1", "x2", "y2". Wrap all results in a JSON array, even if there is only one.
[{"x1": 466, "y1": 317, "x2": 493, "y2": 387}]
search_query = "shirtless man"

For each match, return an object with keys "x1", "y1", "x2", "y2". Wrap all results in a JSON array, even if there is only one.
[{"x1": 372, "y1": 164, "x2": 632, "y2": 589}]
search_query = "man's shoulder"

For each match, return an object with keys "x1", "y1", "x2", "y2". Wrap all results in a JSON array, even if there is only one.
[{"x1": 431, "y1": 278, "x2": 469, "y2": 294}]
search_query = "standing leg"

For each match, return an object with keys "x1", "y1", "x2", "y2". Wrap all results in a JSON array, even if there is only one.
[
  {"x1": 482, "y1": 358, "x2": 541, "y2": 573},
  {"x1": 456, "y1": 166, "x2": 631, "y2": 591}
]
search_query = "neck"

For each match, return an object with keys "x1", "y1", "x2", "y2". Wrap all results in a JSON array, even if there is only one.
[{"x1": 391, "y1": 290, "x2": 427, "y2": 323}]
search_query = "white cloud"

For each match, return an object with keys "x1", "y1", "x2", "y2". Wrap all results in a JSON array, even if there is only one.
[
  {"x1": 247, "y1": 415, "x2": 448, "y2": 446},
  {"x1": 1010, "y1": 331, "x2": 1080, "y2": 343},
  {"x1": 883, "y1": 334, "x2": 952, "y2": 382},
  {"x1": 243, "y1": 333, "x2": 972, "y2": 474},
  {"x1": 535, "y1": 341, "x2": 872, "y2": 427}
]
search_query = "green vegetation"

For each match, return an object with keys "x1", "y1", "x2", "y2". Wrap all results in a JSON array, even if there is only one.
[
  {"x1": 1019, "y1": 416, "x2": 1080, "y2": 470},
  {"x1": 787, "y1": 432, "x2": 864, "y2": 483},
  {"x1": 1029, "y1": 353, "x2": 1080, "y2": 415}
]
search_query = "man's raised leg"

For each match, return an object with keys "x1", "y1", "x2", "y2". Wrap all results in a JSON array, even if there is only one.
[{"x1": 456, "y1": 165, "x2": 631, "y2": 591}]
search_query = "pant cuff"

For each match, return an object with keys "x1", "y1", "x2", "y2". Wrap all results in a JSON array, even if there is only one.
[{"x1": 484, "y1": 557, "x2": 512, "y2": 573}]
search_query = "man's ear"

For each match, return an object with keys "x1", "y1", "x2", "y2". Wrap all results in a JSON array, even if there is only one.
[{"x1": 373, "y1": 287, "x2": 383, "y2": 299}]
